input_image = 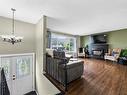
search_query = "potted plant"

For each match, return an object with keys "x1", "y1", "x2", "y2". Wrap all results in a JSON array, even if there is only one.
[{"x1": 120, "y1": 49, "x2": 127, "y2": 65}]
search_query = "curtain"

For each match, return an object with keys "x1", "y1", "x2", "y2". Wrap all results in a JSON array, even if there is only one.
[{"x1": 47, "y1": 31, "x2": 51, "y2": 48}]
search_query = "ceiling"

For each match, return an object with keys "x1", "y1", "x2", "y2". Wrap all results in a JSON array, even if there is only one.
[{"x1": 0, "y1": 0, "x2": 127, "y2": 35}]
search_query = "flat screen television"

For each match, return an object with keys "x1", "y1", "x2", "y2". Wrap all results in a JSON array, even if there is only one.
[{"x1": 92, "y1": 34, "x2": 107, "y2": 44}]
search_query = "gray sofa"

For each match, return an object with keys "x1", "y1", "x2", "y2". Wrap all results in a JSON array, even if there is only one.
[{"x1": 46, "y1": 50, "x2": 84, "y2": 86}]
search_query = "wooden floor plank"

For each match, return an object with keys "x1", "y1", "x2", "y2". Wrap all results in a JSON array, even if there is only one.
[{"x1": 65, "y1": 59, "x2": 127, "y2": 95}]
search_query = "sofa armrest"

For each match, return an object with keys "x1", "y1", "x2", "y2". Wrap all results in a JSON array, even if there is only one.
[{"x1": 59, "y1": 61, "x2": 84, "y2": 69}]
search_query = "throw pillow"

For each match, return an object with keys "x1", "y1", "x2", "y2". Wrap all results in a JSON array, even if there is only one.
[{"x1": 112, "y1": 51, "x2": 119, "y2": 56}]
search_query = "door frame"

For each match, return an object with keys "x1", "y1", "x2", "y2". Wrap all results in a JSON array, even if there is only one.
[{"x1": 0, "y1": 53, "x2": 35, "y2": 93}]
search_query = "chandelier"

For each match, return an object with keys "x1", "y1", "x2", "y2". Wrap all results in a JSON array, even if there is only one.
[{"x1": 0, "y1": 8, "x2": 23, "y2": 44}]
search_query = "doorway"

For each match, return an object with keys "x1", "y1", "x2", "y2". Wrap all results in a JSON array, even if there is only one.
[{"x1": 0, "y1": 53, "x2": 35, "y2": 95}]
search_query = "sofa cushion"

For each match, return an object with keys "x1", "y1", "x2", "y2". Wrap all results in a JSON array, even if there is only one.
[
  {"x1": 59, "y1": 60, "x2": 84, "y2": 69},
  {"x1": 65, "y1": 54, "x2": 73, "y2": 58},
  {"x1": 105, "y1": 55, "x2": 116, "y2": 61}
]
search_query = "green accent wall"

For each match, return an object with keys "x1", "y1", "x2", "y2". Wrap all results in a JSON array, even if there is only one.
[
  {"x1": 80, "y1": 36, "x2": 90, "y2": 47},
  {"x1": 80, "y1": 29, "x2": 127, "y2": 49},
  {"x1": 108, "y1": 29, "x2": 127, "y2": 48}
]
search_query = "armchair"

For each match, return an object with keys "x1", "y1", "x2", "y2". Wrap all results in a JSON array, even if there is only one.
[
  {"x1": 104, "y1": 48, "x2": 121, "y2": 62},
  {"x1": 78, "y1": 47, "x2": 85, "y2": 57}
]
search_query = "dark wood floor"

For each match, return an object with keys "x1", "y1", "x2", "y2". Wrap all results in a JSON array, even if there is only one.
[{"x1": 66, "y1": 59, "x2": 127, "y2": 95}]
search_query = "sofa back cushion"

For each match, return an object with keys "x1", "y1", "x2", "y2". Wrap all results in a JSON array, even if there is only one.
[
  {"x1": 53, "y1": 50, "x2": 70, "y2": 64},
  {"x1": 53, "y1": 50, "x2": 65, "y2": 59}
]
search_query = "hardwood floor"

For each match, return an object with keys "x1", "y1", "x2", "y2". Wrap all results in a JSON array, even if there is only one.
[{"x1": 66, "y1": 59, "x2": 127, "y2": 95}]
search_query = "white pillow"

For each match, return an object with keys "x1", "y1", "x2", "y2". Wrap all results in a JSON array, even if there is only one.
[
  {"x1": 66, "y1": 54, "x2": 73, "y2": 58},
  {"x1": 46, "y1": 48, "x2": 54, "y2": 57}
]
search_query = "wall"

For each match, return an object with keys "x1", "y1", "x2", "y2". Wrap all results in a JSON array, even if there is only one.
[
  {"x1": 76, "y1": 36, "x2": 81, "y2": 52},
  {"x1": 108, "y1": 29, "x2": 127, "y2": 48},
  {"x1": 80, "y1": 35, "x2": 90, "y2": 47},
  {"x1": 35, "y1": 16, "x2": 60, "y2": 95},
  {"x1": 80, "y1": 29, "x2": 127, "y2": 49},
  {"x1": 0, "y1": 16, "x2": 35, "y2": 54}
]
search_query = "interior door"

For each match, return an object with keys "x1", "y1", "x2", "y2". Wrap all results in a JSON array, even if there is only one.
[{"x1": 0, "y1": 54, "x2": 34, "y2": 95}]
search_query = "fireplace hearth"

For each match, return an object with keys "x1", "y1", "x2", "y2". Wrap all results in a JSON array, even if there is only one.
[{"x1": 90, "y1": 44, "x2": 108, "y2": 59}]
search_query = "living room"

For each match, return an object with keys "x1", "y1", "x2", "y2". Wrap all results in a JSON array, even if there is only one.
[
  {"x1": 46, "y1": 28, "x2": 127, "y2": 61},
  {"x1": 0, "y1": 0, "x2": 127, "y2": 95},
  {"x1": 45, "y1": 27, "x2": 127, "y2": 95}
]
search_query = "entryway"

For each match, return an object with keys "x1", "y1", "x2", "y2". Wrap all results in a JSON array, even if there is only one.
[{"x1": 0, "y1": 53, "x2": 35, "y2": 95}]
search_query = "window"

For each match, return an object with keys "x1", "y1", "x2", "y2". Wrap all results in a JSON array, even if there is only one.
[
  {"x1": 51, "y1": 33, "x2": 76, "y2": 52},
  {"x1": 16, "y1": 56, "x2": 32, "y2": 78}
]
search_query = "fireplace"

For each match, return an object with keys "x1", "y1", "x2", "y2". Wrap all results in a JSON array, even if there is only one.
[
  {"x1": 90, "y1": 44, "x2": 108, "y2": 59},
  {"x1": 93, "y1": 50, "x2": 103, "y2": 56}
]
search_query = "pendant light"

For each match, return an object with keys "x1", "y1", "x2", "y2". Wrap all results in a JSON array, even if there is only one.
[{"x1": 0, "y1": 8, "x2": 23, "y2": 44}]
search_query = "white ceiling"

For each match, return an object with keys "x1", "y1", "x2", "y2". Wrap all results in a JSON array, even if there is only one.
[{"x1": 0, "y1": 0, "x2": 127, "y2": 35}]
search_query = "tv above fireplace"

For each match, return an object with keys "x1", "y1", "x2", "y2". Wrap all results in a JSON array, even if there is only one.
[{"x1": 92, "y1": 34, "x2": 107, "y2": 44}]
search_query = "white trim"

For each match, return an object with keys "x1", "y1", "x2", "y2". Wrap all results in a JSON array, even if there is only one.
[
  {"x1": 32, "y1": 53, "x2": 35, "y2": 91},
  {"x1": 0, "y1": 53, "x2": 34, "y2": 57}
]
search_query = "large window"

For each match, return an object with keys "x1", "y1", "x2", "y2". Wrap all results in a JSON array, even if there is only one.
[{"x1": 51, "y1": 33, "x2": 76, "y2": 52}]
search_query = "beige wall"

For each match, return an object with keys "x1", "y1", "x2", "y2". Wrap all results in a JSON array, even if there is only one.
[
  {"x1": 108, "y1": 29, "x2": 127, "y2": 48},
  {"x1": 0, "y1": 16, "x2": 59, "y2": 95},
  {"x1": 35, "y1": 16, "x2": 60, "y2": 95},
  {"x1": 76, "y1": 36, "x2": 80, "y2": 52},
  {"x1": 0, "y1": 16, "x2": 35, "y2": 54}
]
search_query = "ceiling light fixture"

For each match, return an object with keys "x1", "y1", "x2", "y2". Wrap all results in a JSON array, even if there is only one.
[{"x1": 0, "y1": 8, "x2": 23, "y2": 45}]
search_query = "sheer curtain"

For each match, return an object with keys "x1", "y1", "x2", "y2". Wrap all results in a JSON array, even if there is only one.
[{"x1": 47, "y1": 31, "x2": 51, "y2": 48}]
